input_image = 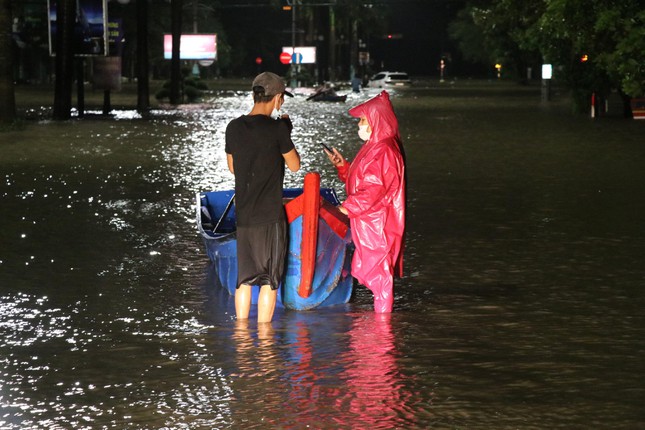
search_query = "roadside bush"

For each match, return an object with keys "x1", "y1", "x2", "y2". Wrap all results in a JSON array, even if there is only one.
[{"x1": 155, "y1": 76, "x2": 209, "y2": 103}]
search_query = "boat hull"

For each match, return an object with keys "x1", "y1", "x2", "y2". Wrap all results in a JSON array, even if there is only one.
[{"x1": 197, "y1": 187, "x2": 353, "y2": 310}]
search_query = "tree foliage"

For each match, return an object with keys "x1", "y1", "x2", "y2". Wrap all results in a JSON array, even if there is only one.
[
  {"x1": 450, "y1": 0, "x2": 544, "y2": 79},
  {"x1": 538, "y1": 0, "x2": 644, "y2": 98},
  {"x1": 451, "y1": 0, "x2": 645, "y2": 102}
]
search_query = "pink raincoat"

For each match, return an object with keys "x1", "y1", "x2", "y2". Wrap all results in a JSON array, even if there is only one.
[{"x1": 337, "y1": 91, "x2": 406, "y2": 313}]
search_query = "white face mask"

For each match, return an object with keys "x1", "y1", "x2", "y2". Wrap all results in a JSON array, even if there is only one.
[
  {"x1": 358, "y1": 124, "x2": 371, "y2": 141},
  {"x1": 270, "y1": 98, "x2": 282, "y2": 120}
]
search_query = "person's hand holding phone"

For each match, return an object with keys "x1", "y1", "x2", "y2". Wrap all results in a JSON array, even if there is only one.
[
  {"x1": 280, "y1": 114, "x2": 293, "y2": 132},
  {"x1": 321, "y1": 143, "x2": 346, "y2": 168}
]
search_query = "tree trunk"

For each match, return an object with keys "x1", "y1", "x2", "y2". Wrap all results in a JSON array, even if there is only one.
[
  {"x1": 169, "y1": 0, "x2": 182, "y2": 105},
  {"x1": 53, "y1": 0, "x2": 76, "y2": 120},
  {"x1": 136, "y1": 0, "x2": 150, "y2": 112},
  {"x1": 0, "y1": 0, "x2": 16, "y2": 123}
]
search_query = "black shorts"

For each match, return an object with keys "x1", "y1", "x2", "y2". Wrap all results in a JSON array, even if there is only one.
[{"x1": 236, "y1": 221, "x2": 287, "y2": 290}]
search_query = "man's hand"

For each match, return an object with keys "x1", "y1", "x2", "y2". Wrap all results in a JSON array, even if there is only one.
[{"x1": 280, "y1": 114, "x2": 293, "y2": 132}]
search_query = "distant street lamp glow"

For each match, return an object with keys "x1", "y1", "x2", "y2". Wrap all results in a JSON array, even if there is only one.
[
  {"x1": 541, "y1": 64, "x2": 553, "y2": 102},
  {"x1": 542, "y1": 64, "x2": 552, "y2": 80}
]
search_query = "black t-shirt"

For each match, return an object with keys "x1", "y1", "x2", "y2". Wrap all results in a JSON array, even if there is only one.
[{"x1": 225, "y1": 114, "x2": 295, "y2": 227}]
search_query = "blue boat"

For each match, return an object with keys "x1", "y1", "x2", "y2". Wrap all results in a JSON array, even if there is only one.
[{"x1": 196, "y1": 173, "x2": 354, "y2": 310}]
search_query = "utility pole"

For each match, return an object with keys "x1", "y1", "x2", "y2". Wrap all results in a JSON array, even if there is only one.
[
  {"x1": 169, "y1": 0, "x2": 182, "y2": 105},
  {"x1": 328, "y1": 5, "x2": 336, "y2": 81},
  {"x1": 290, "y1": 0, "x2": 297, "y2": 88},
  {"x1": 193, "y1": 0, "x2": 198, "y2": 33},
  {"x1": 136, "y1": 0, "x2": 150, "y2": 112},
  {"x1": 53, "y1": 0, "x2": 76, "y2": 120}
]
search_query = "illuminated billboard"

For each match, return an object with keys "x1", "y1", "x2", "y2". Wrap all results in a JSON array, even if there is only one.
[
  {"x1": 48, "y1": 0, "x2": 108, "y2": 56},
  {"x1": 164, "y1": 34, "x2": 217, "y2": 60},
  {"x1": 281, "y1": 46, "x2": 316, "y2": 64}
]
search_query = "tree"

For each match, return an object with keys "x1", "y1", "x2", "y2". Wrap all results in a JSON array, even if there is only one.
[
  {"x1": 53, "y1": 0, "x2": 76, "y2": 120},
  {"x1": 324, "y1": 0, "x2": 388, "y2": 81},
  {"x1": 136, "y1": 0, "x2": 150, "y2": 112},
  {"x1": 0, "y1": 0, "x2": 16, "y2": 124},
  {"x1": 449, "y1": 5, "x2": 490, "y2": 66},
  {"x1": 450, "y1": 0, "x2": 544, "y2": 80},
  {"x1": 538, "y1": 0, "x2": 644, "y2": 110},
  {"x1": 451, "y1": 0, "x2": 645, "y2": 115}
]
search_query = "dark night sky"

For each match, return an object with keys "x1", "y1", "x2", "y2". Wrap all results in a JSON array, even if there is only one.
[
  {"x1": 370, "y1": 0, "x2": 465, "y2": 74},
  {"x1": 218, "y1": 0, "x2": 471, "y2": 77}
]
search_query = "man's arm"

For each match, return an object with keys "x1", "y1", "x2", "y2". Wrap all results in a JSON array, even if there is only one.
[
  {"x1": 227, "y1": 153, "x2": 234, "y2": 174},
  {"x1": 283, "y1": 148, "x2": 300, "y2": 172}
]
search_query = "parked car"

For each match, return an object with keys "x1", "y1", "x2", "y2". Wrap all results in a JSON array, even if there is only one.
[{"x1": 367, "y1": 71, "x2": 412, "y2": 88}]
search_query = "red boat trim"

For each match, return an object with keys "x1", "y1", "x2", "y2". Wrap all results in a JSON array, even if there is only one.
[
  {"x1": 298, "y1": 173, "x2": 320, "y2": 298},
  {"x1": 319, "y1": 199, "x2": 349, "y2": 239},
  {"x1": 284, "y1": 196, "x2": 302, "y2": 223},
  {"x1": 285, "y1": 195, "x2": 349, "y2": 239}
]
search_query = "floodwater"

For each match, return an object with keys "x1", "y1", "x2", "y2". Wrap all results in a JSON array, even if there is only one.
[{"x1": 1, "y1": 80, "x2": 645, "y2": 429}]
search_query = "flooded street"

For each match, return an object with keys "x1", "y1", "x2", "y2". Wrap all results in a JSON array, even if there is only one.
[{"x1": 1, "y1": 81, "x2": 645, "y2": 428}]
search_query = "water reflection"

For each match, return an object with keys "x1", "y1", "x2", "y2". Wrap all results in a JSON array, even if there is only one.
[
  {"x1": 229, "y1": 320, "x2": 286, "y2": 427},
  {"x1": 337, "y1": 313, "x2": 420, "y2": 429},
  {"x1": 224, "y1": 308, "x2": 423, "y2": 429}
]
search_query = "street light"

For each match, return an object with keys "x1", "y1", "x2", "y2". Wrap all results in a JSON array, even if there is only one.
[{"x1": 541, "y1": 63, "x2": 552, "y2": 102}]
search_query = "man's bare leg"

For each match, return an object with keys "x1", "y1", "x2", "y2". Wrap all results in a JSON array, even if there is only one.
[
  {"x1": 257, "y1": 284, "x2": 277, "y2": 323},
  {"x1": 235, "y1": 284, "x2": 252, "y2": 320}
]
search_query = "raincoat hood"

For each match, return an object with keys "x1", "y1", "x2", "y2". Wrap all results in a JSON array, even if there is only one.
[{"x1": 348, "y1": 90, "x2": 400, "y2": 144}]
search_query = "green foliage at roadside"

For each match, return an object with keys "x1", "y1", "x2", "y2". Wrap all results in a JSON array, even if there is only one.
[
  {"x1": 0, "y1": 119, "x2": 26, "y2": 133},
  {"x1": 155, "y1": 76, "x2": 209, "y2": 103},
  {"x1": 450, "y1": 0, "x2": 645, "y2": 111},
  {"x1": 449, "y1": 1, "x2": 544, "y2": 80}
]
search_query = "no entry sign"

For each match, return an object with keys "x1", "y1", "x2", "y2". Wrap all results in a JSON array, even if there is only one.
[{"x1": 279, "y1": 52, "x2": 292, "y2": 64}]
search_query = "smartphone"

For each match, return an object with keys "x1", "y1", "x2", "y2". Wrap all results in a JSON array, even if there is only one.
[{"x1": 319, "y1": 142, "x2": 334, "y2": 153}]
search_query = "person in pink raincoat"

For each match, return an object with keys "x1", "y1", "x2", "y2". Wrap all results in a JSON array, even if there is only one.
[{"x1": 325, "y1": 90, "x2": 406, "y2": 313}]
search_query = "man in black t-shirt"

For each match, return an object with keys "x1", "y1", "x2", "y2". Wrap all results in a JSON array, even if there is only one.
[{"x1": 225, "y1": 72, "x2": 301, "y2": 324}]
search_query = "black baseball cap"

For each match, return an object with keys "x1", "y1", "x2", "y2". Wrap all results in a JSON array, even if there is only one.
[{"x1": 252, "y1": 72, "x2": 293, "y2": 97}]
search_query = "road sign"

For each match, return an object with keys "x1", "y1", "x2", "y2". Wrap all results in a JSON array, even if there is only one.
[
  {"x1": 281, "y1": 47, "x2": 316, "y2": 64},
  {"x1": 280, "y1": 52, "x2": 292, "y2": 64},
  {"x1": 292, "y1": 53, "x2": 303, "y2": 64}
]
